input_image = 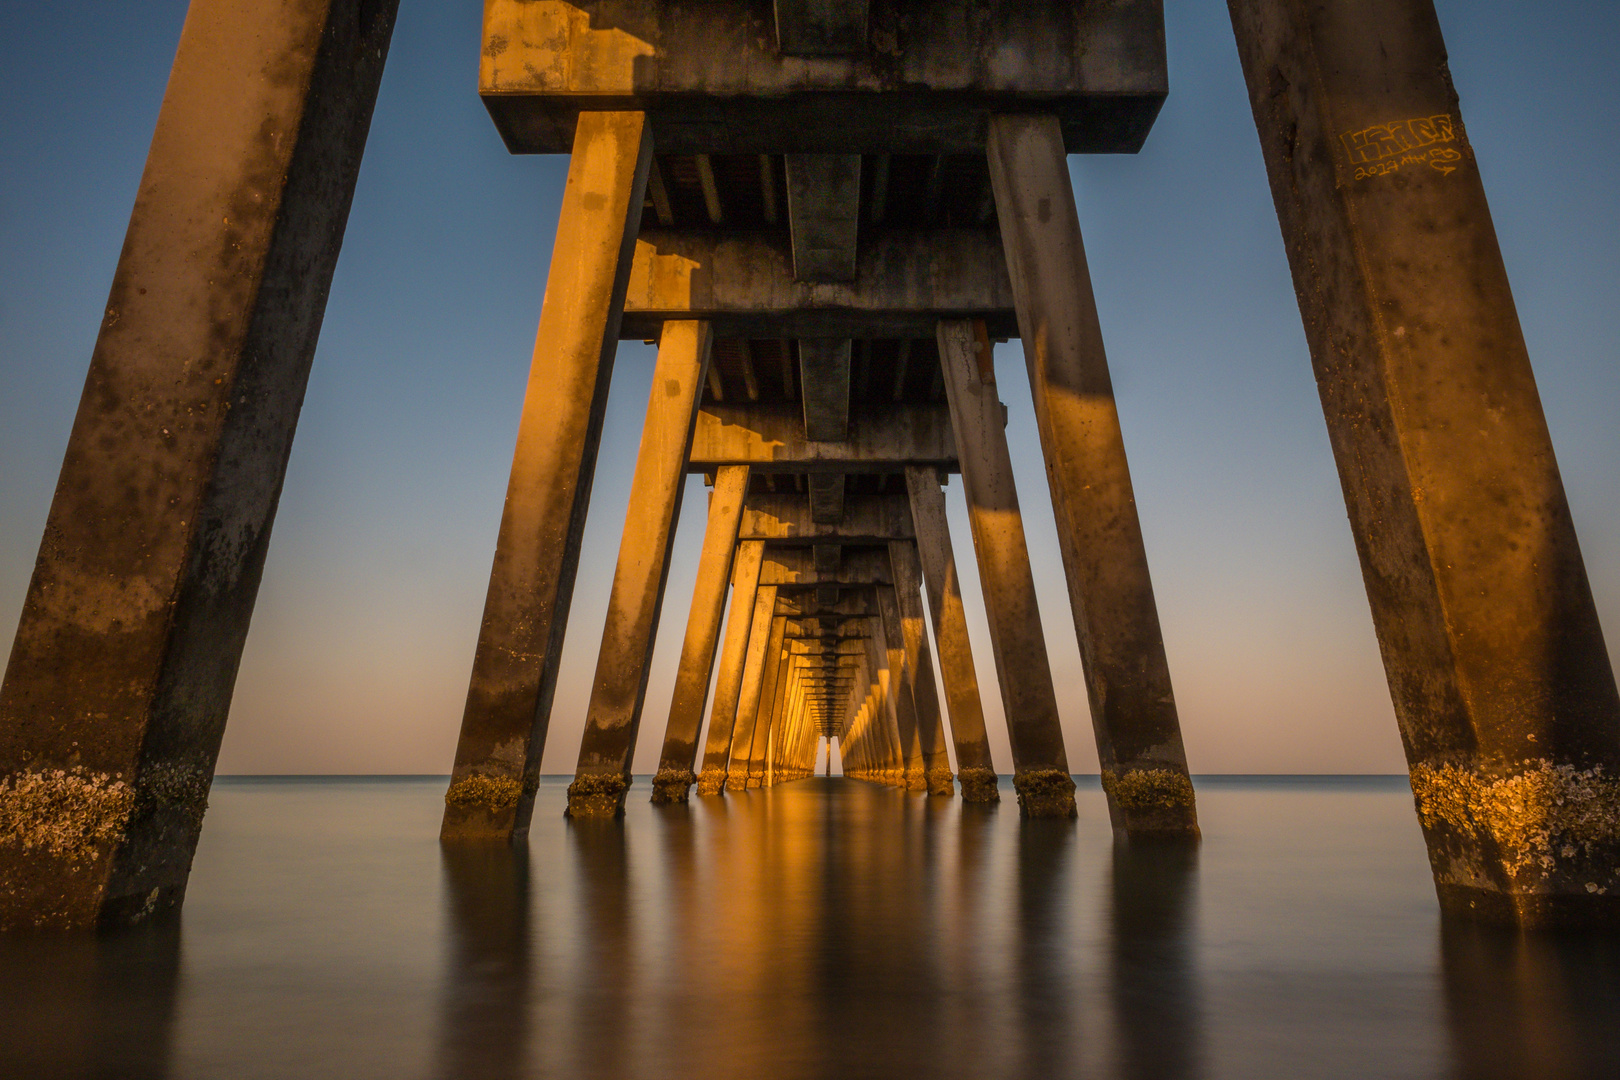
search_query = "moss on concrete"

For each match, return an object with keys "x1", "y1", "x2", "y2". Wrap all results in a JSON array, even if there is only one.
[
  {"x1": 1013, "y1": 768, "x2": 1077, "y2": 819},
  {"x1": 1410, "y1": 759, "x2": 1620, "y2": 886},
  {"x1": 1101, "y1": 768, "x2": 1196, "y2": 813},
  {"x1": 565, "y1": 772, "x2": 631, "y2": 818},
  {"x1": 650, "y1": 767, "x2": 696, "y2": 804},
  {"x1": 0, "y1": 767, "x2": 135, "y2": 859},
  {"x1": 444, "y1": 774, "x2": 526, "y2": 811},
  {"x1": 695, "y1": 767, "x2": 727, "y2": 796},
  {"x1": 957, "y1": 766, "x2": 1000, "y2": 803}
]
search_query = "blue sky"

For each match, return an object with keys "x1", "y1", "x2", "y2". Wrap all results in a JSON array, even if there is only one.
[{"x1": 2, "y1": 1, "x2": 1616, "y2": 774}]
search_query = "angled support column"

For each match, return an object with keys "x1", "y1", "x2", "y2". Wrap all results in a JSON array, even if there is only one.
[
  {"x1": 864, "y1": 618, "x2": 906, "y2": 787},
  {"x1": 1230, "y1": 0, "x2": 1620, "y2": 926},
  {"x1": 904, "y1": 466, "x2": 999, "y2": 802},
  {"x1": 748, "y1": 634, "x2": 790, "y2": 786},
  {"x1": 877, "y1": 588, "x2": 927, "y2": 791},
  {"x1": 890, "y1": 544, "x2": 955, "y2": 796},
  {"x1": 987, "y1": 114, "x2": 1197, "y2": 837},
  {"x1": 442, "y1": 111, "x2": 653, "y2": 840},
  {"x1": 727, "y1": 604, "x2": 783, "y2": 791},
  {"x1": 567, "y1": 321, "x2": 713, "y2": 818},
  {"x1": 936, "y1": 318, "x2": 1076, "y2": 818},
  {"x1": 697, "y1": 541, "x2": 767, "y2": 794},
  {"x1": 0, "y1": 0, "x2": 396, "y2": 930},
  {"x1": 652, "y1": 466, "x2": 750, "y2": 803}
]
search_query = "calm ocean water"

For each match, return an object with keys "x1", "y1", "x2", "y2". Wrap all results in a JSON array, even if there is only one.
[{"x1": 2, "y1": 775, "x2": 1618, "y2": 1079}]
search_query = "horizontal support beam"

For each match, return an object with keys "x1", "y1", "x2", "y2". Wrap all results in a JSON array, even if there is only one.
[
  {"x1": 622, "y1": 229, "x2": 1017, "y2": 339},
  {"x1": 741, "y1": 492, "x2": 913, "y2": 543},
  {"x1": 762, "y1": 547, "x2": 892, "y2": 587},
  {"x1": 481, "y1": 0, "x2": 1165, "y2": 154},
  {"x1": 689, "y1": 403, "x2": 956, "y2": 472}
]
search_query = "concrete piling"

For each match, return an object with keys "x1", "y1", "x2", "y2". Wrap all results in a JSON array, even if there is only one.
[
  {"x1": 0, "y1": 0, "x2": 397, "y2": 929},
  {"x1": 935, "y1": 319, "x2": 1077, "y2": 818},
  {"x1": 652, "y1": 467, "x2": 750, "y2": 803},
  {"x1": 442, "y1": 111, "x2": 653, "y2": 841},
  {"x1": 567, "y1": 320, "x2": 713, "y2": 818},
  {"x1": 697, "y1": 542, "x2": 767, "y2": 795},
  {"x1": 987, "y1": 115, "x2": 1198, "y2": 839},
  {"x1": 1229, "y1": 0, "x2": 1620, "y2": 926}
]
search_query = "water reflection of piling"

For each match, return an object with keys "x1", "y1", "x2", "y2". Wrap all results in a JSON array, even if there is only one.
[
  {"x1": 1108, "y1": 841, "x2": 1202, "y2": 1080},
  {"x1": 566, "y1": 819, "x2": 633, "y2": 1078},
  {"x1": 0, "y1": 922, "x2": 181, "y2": 1078},
  {"x1": 1016, "y1": 819, "x2": 1077, "y2": 1079},
  {"x1": 433, "y1": 844, "x2": 531, "y2": 1080},
  {"x1": 1440, "y1": 920, "x2": 1620, "y2": 1078}
]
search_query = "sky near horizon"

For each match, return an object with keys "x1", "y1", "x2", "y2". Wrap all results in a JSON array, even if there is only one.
[{"x1": 1, "y1": 1, "x2": 1617, "y2": 776}]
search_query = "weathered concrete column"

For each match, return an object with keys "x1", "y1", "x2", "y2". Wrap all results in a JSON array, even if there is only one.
[
  {"x1": 890, "y1": 544, "x2": 955, "y2": 796},
  {"x1": 936, "y1": 319, "x2": 1076, "y2": 818},
  {"x1": 442, "y1": 111, "x2": 652, "y2": 840},
  {"x1": 877, "y1": 588, "x2": 928, "y2": 792},
  {"x1": 987, "y1": 115, "x2": 1198, "y2": 838},
  {"x1": 567, "y1": 320, "x2": 713, "y2": 818},
  {"x1": 729, "y1": 611, "x2": 785, "y2": 790},
  {"x1": 864, "y1": 619, "x2": 908, "y2": 787},
  {"x1": 1229, "y1": 0, "x2": 1620, "y2": 926},
  {"x1": 749, "y1": 638, "x2": 790, "y2": 786},
  {"x1": 697, "y1": 542, "x2": 766, "y2": 794},
  {"x1": 652, "y1": 466, "x2": 749, "y2": 803},
  {"x1": 0, "y1": 0, "x2": 396, "y2": 930},
  {"x1": 904, "y1": 467, "x2": 999, "y2": 802}
]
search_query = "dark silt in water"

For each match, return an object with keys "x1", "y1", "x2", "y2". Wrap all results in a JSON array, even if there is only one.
[{"x1": 4, "y1": 775, "x2": 1620, "y2": 1078}]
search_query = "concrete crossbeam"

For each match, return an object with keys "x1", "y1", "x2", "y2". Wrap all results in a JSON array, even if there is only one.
[
  {"x1": 480, "y1": 0, "x2": 1166, "y2": 154},
  {"x1": 775, "y1": 0, "x2": 869, "y2": 55},
  {"x1": 762, "y1": 547, "x2": 892, "y2": 587},
  {"x1": 622, "y1": 229, "x2": 1017, "y2": 339},
  {"x1": 799, "y1": 340, "x2": 851, "y2": 440},
  {"x1": 786, "y1": 155, "x2": 862, "y2": 281},
  {"x1": 688, "y1": 403, "x2": 956, "y2": 472}
]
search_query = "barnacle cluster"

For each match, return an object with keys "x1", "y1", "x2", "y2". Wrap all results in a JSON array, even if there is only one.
[
  {"x1": 444, "y1": 773, "x2": 526, "y2": 811},
  {"x1": 1410, "y1": 759, "x2": 1620, "y2": 881},
  {"x1": 1101, "y1": 767, "x2": 1196, "y2": 813},
  {"x1": 0, "y1": 767, "x2": 135, "y2": 859}
]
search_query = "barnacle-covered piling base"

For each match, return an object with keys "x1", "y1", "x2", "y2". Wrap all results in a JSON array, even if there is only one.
[
  {"x1": 925, "y1": 768, "x2": 956, "y2": 797},
  {"x1": 1410, "y1": 759, "x2": 1620, "y2": 928},
  {"x1": 1101, "y1": 767, "x2": 1200, "y2": 839},
  {"x1": 0, "y1": 764, "x2": 214, "y2": 929},
  {"x1": 565, "y1": 772, "x2": 631, "y2": 818},
  {"x1": 695, "y1": 767, "x2": 728, "y2": 796},
  {"x1": 650, "y1": 768, "x2": 696, "y2": 804},
  {"x1": 441, "y1": 773, "x2": 536, "y2": 841},
  {"x1": 957, "y1": 767, "x2": 1001, "y2": 804},
  {"x1": 1013, "y1": 769, "x2": 1077, "y2": 819}
]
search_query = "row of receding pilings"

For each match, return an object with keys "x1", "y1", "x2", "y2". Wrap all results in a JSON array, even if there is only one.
[{"x1": 1, "y1": 0, "x2": 1618, "y2": 932}]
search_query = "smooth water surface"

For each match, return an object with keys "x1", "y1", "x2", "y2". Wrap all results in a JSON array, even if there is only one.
[{"x1": 3, "y1": 776, "x2": 1618, "y2": 1078}]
